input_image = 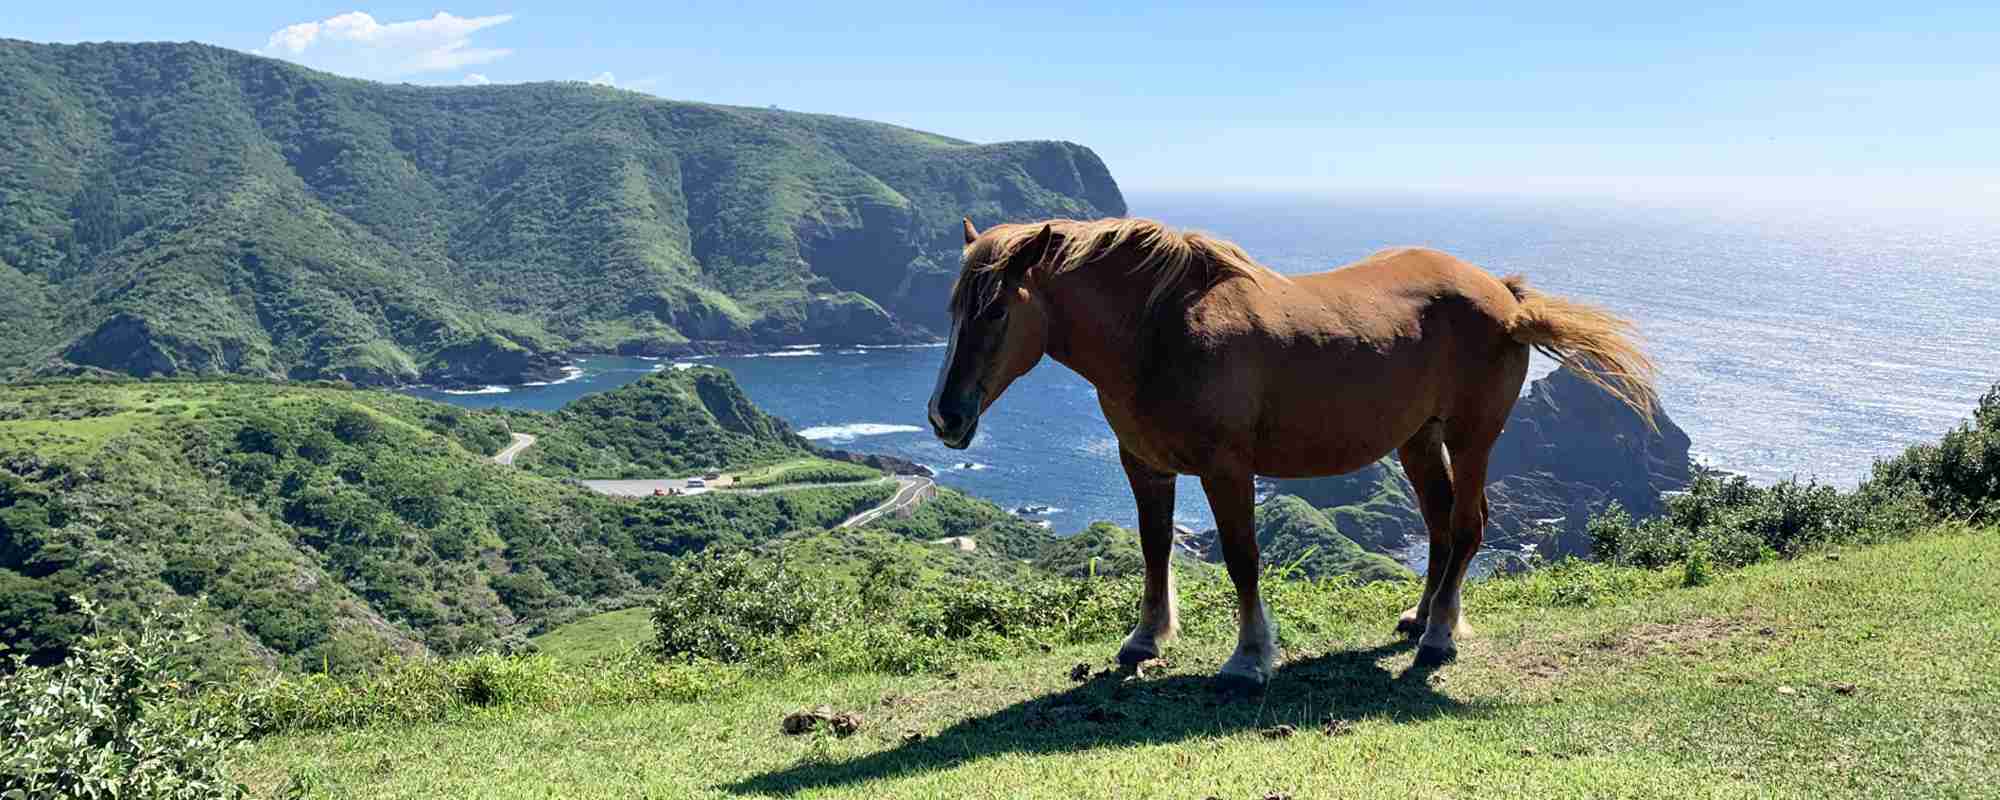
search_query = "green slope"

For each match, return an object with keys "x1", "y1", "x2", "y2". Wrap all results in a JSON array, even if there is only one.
[
  {"x1": 0, "y1": 39, "x2": 1126, "y2": 385},
  {"x1": 241, "y1": 528, "x2": 2000, "y2": 799},
  {"x1": 0, "y1": 375, "x2": 883, "y2": 672}
]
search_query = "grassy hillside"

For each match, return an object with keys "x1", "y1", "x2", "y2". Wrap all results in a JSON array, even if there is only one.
[
  {"x1": 501, "y1": 369, "x2": 819, "y2": 479},
  {"x1": 240, "y1": 527, "x2": 1999, "y2": 798},
  {"x1": 0, "y1": 376, "x2": 886, "y2": 671},
  {"x1": 0, "y1": 39, "x2": 1126, "y2": 385},
  {"x1": 1178, "y1": 495, "x2": 1415, "y2": 583}
]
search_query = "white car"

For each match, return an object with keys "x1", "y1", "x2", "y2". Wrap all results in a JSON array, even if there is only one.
[{"x1": 685, "y1": 478, "x2": 706, "y2": 488}]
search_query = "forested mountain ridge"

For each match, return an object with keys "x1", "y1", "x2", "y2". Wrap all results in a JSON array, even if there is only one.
[{"x1": 0, "y1": 39, "x2": 1126, "y2": 386}]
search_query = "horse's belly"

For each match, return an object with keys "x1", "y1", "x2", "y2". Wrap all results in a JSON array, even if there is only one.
[
  {"x1": 1250, "y1": 395, "x2": 1433, "y2": 478},
  {"x1": 1252, "y1": 433, "x2": 1394, "y2": 478}
]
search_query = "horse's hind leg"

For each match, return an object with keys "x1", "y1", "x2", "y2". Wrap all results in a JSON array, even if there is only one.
[
  {"x1": 1116, "y1": 447, "x2": 1180, "y2": 666},
  {"x1": 1396, "y1": 420, "x2": 1457, "y2": 637},
  {"x1": 1416, "y1": 430, "x2": 1499, "y2": 666}
]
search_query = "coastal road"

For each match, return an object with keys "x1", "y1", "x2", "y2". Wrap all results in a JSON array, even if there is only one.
[
  {"x1": 492, "y1": 433, "x2": 537, "y2": 465},
  {"x1": 837, "y1": 476, "x2": 935, "y2": 529},
  {"x1": 507, "y1": 444, "x2": 937, "y2": 525},
  {"x1": 579, "y1": 474, "x2": 741, "y2": 497}
]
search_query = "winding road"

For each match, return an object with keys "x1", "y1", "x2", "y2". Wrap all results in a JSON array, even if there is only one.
[
  {"x1": 491, "y1": 433, "x2": 537, "y2": 465},
  {"x1": 836, "y1": 477, "x2": 935, "y2": 529},
  {"x1": 489, "y1": 433, "x2": 935, "y2": 526}
]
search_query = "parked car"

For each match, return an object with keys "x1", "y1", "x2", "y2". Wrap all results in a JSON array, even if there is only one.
[{"x1": 686, "y1": 478, "x2": 706, "y2": 488}]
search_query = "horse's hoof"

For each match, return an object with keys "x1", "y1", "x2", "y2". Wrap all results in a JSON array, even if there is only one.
[
  {"x1": 1413, "y1": 644, "x2": 1457, "y2": 668},
  {"x1": 1115, "y1": 643, "x2": 1157, "y2": 668}
]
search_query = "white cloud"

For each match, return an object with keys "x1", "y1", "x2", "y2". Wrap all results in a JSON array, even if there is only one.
[
  {"x1": 462, "y1": 73, "x2": 492, "y2": 86},
  {"x1": 587, "y1": 71, "x2": 616, "y2": 87},
  {"x1": 260, "y1": 11, "x2": 514, "y2": 79}
]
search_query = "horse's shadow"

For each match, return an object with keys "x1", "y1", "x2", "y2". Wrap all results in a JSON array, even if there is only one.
[{"x1": 724, "y1": 638, "x2": 1483, "y2": 796}]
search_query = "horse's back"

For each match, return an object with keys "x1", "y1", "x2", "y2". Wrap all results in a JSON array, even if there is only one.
[
  {"x1": 1297, "y1": 247, "x2": 1519, "y2": 322},
  {"x1": 1189, "y1": 246, "x2": 1530, "y2": 476}
]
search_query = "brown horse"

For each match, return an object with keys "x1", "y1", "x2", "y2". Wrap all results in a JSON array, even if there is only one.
[{"x1": 928, "y1": 217, "x2": 1657, "y2": 690}]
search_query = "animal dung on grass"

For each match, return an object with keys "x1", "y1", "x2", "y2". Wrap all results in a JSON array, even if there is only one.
[
  {"x1": 781, "y1": 706, "x2": 862, "y2": 737},
  {"x1": 1260, "y1": 724, "x2": 1297, "y2": 739}
]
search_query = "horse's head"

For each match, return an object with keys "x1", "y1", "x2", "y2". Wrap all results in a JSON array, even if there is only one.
[{"x1": 927, "y1": 219, "x2": 1056, "y2": 449}]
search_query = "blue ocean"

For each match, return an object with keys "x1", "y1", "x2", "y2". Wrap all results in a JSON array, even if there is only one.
[{"x1": 412, "y1": 194, "x2": 2000, "y2": 535}]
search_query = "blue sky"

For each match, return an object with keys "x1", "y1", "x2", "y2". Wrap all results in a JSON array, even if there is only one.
[{"x1": 11, "y1": 2, "x2": 1999, "y2": 210}]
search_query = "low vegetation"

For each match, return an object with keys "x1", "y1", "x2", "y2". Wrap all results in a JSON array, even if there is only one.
[
  {"x1": 502, "y1": 370, "x2": 820, "y2": 479},
  {"x1": 731, "y1": 458, "x2": 885, "y2": 488},
  {"x1": 1587, "y1": 384, "x2": 1999, "y2": 570},
  {"x1": 0, "y1": 376, "x2": 888, "y2": 672},
  {"x1": 1, "y1": 599, "x2": 246, "y2": 800}
]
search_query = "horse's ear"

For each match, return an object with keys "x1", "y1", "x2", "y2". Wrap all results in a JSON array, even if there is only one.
[
  {"x1": 1005, "y1": 224, "x2": 1056, "y2": 285},
  {"x1": 962, "y1": 217, "x2": 979, "y2": 245}
]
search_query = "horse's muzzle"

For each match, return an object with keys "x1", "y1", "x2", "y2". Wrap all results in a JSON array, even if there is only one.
[
  {"x1": 929, "y1": 403, "x2": 979, "y2": 450},
  {"x1": 930, "y1": 415, "x2": 977, "y2": 450}
]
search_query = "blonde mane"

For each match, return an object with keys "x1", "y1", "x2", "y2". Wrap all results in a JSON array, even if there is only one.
[{"x1": 952, "y1": 218, "x2": 1280, "y2": 317}]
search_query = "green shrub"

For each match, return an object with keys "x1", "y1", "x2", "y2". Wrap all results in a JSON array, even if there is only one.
[
  {"x1": 0, "y1": 598, "x2": 247, "y2": 800},
  {"x1": 1589, "y1": 382, "x2": 2000, "y2": 573},
  {"x1": 1682, "y1": 540, "x2": 1714, "y2": 587},
  {"x1": 1594, "y1": 473, "x2": 1881, "y2": 569},
  {"x1": 652, "y1": 550, "x2": 855, "y2": 664},
  {"x1": 1862, "y1": 384, "x2": 2000, "y2": 524}
]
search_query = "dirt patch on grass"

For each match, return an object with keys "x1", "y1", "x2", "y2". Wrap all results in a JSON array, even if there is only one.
[
  {"x1": 1596, "y1": 616, "x2": 1752, "y2": 658},
  {"x1": 1496, "y1": 615, "x2": 1766, "y2": 685}
]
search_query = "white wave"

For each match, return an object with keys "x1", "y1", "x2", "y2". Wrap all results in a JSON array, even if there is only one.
[
  {"x1": 796, "y1": 422, "x2": 925, "y2": 441},
  {"x1": 671, "y1": 362, "x2": 698, "y2": 371},
  {"x1": 855, "y1": 342, "x2": 948, "y2": 350},
  {"x1": 520, "y1": 366, "x2": 586, "y2": 386},
  {"x1": 636, "y1": 356, "x2": 661, "y2": 361},
  {"x1": 440, "y1": 385, "x2": 511, "y2": 395},
  {"x1": 941, "y1": 461, "x2": 992, "y2": 472},
  {"x1": 649, "y1": 363, "x2": 666, "y2": 372}
]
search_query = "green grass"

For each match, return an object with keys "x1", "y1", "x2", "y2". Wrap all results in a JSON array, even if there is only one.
[
  {"x1": 239, "y1": 527, "x2": 1999, "y2": 799},
  {"x1": 732, "y1": 458, "x2": 884, "y2": 488},
  {"x1": 531, "y1": 608, "x2": 654, "y2": 664}
]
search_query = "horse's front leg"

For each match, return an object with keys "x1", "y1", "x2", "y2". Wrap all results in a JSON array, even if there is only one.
[
  {"x1": 1116, "y1": 447, "x2": 1180, "y2": 666},
  {"x1": 1202, "y1": 471, "x2": 1276, "y2": 692}
]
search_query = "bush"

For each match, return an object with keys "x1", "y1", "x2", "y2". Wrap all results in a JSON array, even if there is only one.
[
  {"x1": 0, "y1": 598, "x2": 247, "y2": 800},
  {"x1": 1862, "y1": 384, "x2": 2000, "y2": 524},
  {"x1": 1590, "y1": 382, "x2": 2000, "y2": 572},
  {"x1": 1590, "y1": 473, "x2": 1870, "y2": 569},
  {"x1": 652, "y1": 550, "x2": 854, "y2": 664}
]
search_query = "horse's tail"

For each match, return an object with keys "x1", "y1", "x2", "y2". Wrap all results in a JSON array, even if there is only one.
[{"x1": 1500, "y1": 276, "x2": 1660, "y2": 429}]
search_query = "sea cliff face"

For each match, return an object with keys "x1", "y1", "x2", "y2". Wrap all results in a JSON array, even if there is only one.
[{"x1": 0, "y1": 40, "x2": 1126, "y2": 386}]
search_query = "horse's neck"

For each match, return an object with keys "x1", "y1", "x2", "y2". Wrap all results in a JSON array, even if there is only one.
[{"x1": 1043, "y1": 270, "x2": 1149, "y2": 405}]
